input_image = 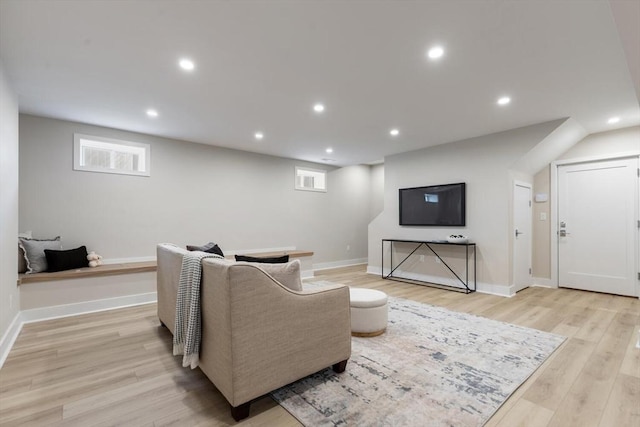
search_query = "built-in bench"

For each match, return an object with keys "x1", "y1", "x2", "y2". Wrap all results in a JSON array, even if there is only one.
[
  {"x1": 17, "y1": 261, "x2": 157, "y2": 285},
  {"x1": 18, "y1": 250, "x2": 314, "y2": 285},
  {"x1": 16, "y1": 249, "x2": 314, "y2": 322}
]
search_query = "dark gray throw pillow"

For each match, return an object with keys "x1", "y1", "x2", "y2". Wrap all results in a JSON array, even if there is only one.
[
  {"x1": 186, "y1": 242, "x2": 224, "y2": 257},
  {"x1": 19, "y1": 236, "x2": 62, "y2": 274},
  {"x1": 235, "y1": 254, "x2": 289, "y2": 264},
  {"x1": 44, "y1": 246, "x2": 89, "y2": 272}
]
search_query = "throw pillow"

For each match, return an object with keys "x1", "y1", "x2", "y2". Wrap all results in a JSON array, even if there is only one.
[
  {"x1": 186, "y1": 242, "x2": 224, "y2": 257},
  {"x1": 44, "y1": 246, "x2": 89, "y2": 272},
  {"x1": 235, "y1": 254, "x2": 289, "y2": 264},
  {"x1": 18, "y1": 231, "x2": 32, "y2": 274},
  {"x1": 237, "y1": 259, "x2": 302, "y2": 291},
  {"x1": 19, "y1": 236, "x2": 62, "y2": 274}
]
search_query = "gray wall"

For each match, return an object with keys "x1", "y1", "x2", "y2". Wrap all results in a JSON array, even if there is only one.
[
  {"x1": 368, "y1": 120, "x2": 564, "y2": 294},
  {"x1": 0, "y1": 64, "x2": 20, "y2": 340},
  {"x1": 532, "y1": 125, "x2": 640, "y2": 279},
  {"x1": 557, "y1": 126, "x2": 640, "y2": 161},
  {"x1": 19, "y1": 115, "x2": 372, "y2": 265},
  {"x1": 532, "y1": 165, "x2": 551, "y2": 278},
  {"x1": 369, "y1": 163, "x2": 384, "y2": 221}
]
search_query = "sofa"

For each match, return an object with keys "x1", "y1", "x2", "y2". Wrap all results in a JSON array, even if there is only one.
[{"x1": 156, "y1": 243, "x2": 352, "y2": 421}]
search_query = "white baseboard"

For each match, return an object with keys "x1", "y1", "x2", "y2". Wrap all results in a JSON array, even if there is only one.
[
  {"x1": 20, "y1": 292, "x2": 157, "y2": 324},
  {"x1": 531, "y1": 277, "x2": 555, "y2": 288},
  {"x1": 0, "y1": 292, "x2": 158, "y2": 370},
  {"x1": 0, "y1": 312, "x2": 23, "y2": 369},
  {"x1": 313, "y1": 258, "x2": 367, "y2": 271},
  {"x1": 366, "y1": 265, "x2": 512, "y2": 297},
  {"x1": 477, "y1": 283, "x2": 514, "y2": 297},
  {"x1": 367, "y1": 265, "x2": 382, "y2": 276}
]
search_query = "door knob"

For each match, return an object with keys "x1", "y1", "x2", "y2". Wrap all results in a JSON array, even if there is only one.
[{"x1": 515, "y1": 229, "x2": 524, "y2": 237}]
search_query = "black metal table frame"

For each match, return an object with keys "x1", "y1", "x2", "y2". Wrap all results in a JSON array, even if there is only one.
[{"x1": 381, "y1": 239, "x2": 476, "y2": 293}]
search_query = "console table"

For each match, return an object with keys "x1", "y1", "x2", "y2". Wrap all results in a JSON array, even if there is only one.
[{"x1": 381, "y1": 239, "x2": 476, "y2": 293}]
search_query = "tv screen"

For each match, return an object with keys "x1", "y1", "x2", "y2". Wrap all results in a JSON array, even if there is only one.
[{"x1": 399, "y1": 183, "x2": 466, "y2": 226}]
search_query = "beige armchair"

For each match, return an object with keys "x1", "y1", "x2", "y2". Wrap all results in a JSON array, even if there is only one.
[{"x1": 156, "y1": 244, "x2": 351, "y2": 420}]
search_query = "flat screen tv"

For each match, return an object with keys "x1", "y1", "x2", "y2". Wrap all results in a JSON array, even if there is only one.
[{"x1": 399, "y1": 183, "x2": 466, "y2": 226}]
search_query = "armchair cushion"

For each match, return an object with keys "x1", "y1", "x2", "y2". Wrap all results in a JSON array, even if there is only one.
[{"x1": 236, "y1": 259, "x2": 302, "y2": 291}]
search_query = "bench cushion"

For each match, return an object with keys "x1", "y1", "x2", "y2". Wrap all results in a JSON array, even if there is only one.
[
  {"x1": 19, "y1": 236, "x2": 62, "y2": 274},
  {"x1": 44, "y1": 246, "x2": 89, "y2": 272}
]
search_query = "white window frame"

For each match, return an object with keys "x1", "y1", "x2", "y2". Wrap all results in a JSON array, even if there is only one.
[
  {"x1": 295, "y1": 166, "x2": 327, "y2": 192},
  {"x1": 73, "y1": 133, "x2": 151, "y2": 177}
]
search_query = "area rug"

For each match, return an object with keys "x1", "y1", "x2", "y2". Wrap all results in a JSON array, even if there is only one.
[{"x1": 271, "y1": 287, "x2": 565, "y2": 426}]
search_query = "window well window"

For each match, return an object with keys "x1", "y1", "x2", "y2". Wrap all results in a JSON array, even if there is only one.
[
  {"x1": 73, "y1": 134, "x2": 150, "y2": 177},
  {"x1": 295, "y1": 166, "x2": 327, "y2": 192}
]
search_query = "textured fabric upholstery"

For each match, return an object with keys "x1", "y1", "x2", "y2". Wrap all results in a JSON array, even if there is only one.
[{"x1": 156, "y1": 243, "x2": 351, "y2": 409}]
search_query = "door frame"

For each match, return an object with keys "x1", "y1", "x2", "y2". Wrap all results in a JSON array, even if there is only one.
[
  {"x1": 512, "y1": 180, "x2": 532, "y2": 292},
  {"x1": 550, "y1": 151, "x2": 640, "y2": 295}
]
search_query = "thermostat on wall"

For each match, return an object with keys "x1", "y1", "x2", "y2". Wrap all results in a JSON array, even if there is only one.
[{"x1": 534, "y1": 193, "x2": 548, "y2": 203}]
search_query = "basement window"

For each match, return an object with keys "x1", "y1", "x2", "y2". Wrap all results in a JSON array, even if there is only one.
[
  {"x1": 73, "y1": 134, "x2": 150, "y2": 177},
  {"x1": 295, "y1": 166, "x2": 327, "y2": 192}
]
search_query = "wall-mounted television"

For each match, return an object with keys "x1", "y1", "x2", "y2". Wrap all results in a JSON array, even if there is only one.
[{"x1": 399, "y1": 183, "x2": 466, "y2": 226}]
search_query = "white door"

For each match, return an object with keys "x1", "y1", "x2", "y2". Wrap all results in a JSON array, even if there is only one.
[
  {"x1": 513, "y1": 183, "x2": 532, "y2": 293},
  {"x1": 558, "y1": 157, "x2": 639, "y2": 296}
]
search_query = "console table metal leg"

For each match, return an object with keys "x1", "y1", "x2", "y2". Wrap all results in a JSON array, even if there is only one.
[{"x1": 381, "y1": 239, "x2": 476, "y2": 294}]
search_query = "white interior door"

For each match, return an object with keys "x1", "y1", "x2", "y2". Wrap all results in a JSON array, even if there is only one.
[
  {"x1": 513, "y1": 183, "x2": 532, "y2": 293},
  {"x1": 558, "y1": 157, "x2": 638, "y2": 296}
]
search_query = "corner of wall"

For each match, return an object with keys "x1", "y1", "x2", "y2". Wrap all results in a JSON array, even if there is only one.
[{"x1": 0, "y1": 62, "x2": 21, "y2": 345}]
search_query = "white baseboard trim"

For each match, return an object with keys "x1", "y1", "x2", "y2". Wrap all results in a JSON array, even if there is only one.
[
  {"x1": 531, "y1": 277, "x2": 556, "y2": 288},
  {"x1": 313, "y1": 258, "x2": 368, "y2": 271},
  {"x1": 367, "y1": 265, "x2": 382, "y2": 276},
  {"x1": 20, "y1": 292, "x2": 158, "y2": 324},
  {"x1": 366, "y1": 265, "x2": 512, "y2": 297},
  {"x1": 0, "y1": 312, "x2": 23, "y2": 369},
  {"x1": 0, "y1": 292, "x2": 158, "y2": 370},
  {"x1": 477, "y1": 283, "x2": 514, "y2": 297}
]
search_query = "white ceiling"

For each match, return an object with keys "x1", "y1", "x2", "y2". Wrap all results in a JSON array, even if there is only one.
[{"x1": 1, "y1": 0, "x2": 638, "y2": 167}]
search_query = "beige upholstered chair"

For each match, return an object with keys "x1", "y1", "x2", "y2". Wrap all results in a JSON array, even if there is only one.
[{"x1": 156, "y1": 243, "x2": 351, "y2": 420}]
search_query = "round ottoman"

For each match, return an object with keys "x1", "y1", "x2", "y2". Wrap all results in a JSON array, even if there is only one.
[{"x1": 349, "y1": 288, "x2": 388, "y2": 337}]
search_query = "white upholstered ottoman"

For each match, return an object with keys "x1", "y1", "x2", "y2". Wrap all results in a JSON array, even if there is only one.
[{"x1": 349, "y1": 288, "x2": 388, "y2": 337}]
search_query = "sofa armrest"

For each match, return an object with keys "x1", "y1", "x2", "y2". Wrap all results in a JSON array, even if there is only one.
[
  {"x1": 201, "y1": 263, "x2": 351, "y2": 407},
  {"x1": 156, "y1": 243, "x2": 186, "y2": 334}
]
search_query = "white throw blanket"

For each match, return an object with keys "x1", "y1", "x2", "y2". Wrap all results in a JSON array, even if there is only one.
[{"x1": 173, "y1": 251, "x2": 222, "y2": 369}]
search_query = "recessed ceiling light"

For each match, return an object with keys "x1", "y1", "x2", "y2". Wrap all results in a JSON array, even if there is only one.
[
  {"x1": 607, "y1": 116, "x2": 620, "y2": 124},
  {"x1": 497, "y1": 96, "x2": 511, "y2": 106},
  {"x1": 427, "y1": 46, "x2": 444, "y2": 60},
  {"x1": 325, "y1": 147, "x2": 333, "y2": 154},
  {"x1": 390, "y1": 128, "x2": 400, "y2": 137},
  {"x1": 254, "y1": 132, "x2": 264, "y2": 140},
  {"x1": 179, "y1": 58, "x2": 195, "y2": 71},
  {"x1": 146, "y1": 109, "x2": 158, "y2": 117},
  {"x1": 313, "y1": 103, "x2": 325, "y2": 113}
]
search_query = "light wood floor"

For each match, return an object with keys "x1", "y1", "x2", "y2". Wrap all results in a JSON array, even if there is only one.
[{"x1": 1, "y1": 265, "x2": 638, "y2": 426}]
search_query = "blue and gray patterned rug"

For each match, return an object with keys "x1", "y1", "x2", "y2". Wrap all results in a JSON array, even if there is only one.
[{"x1": 271, "y1": 292, "x2": 565, "y2": 426}]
